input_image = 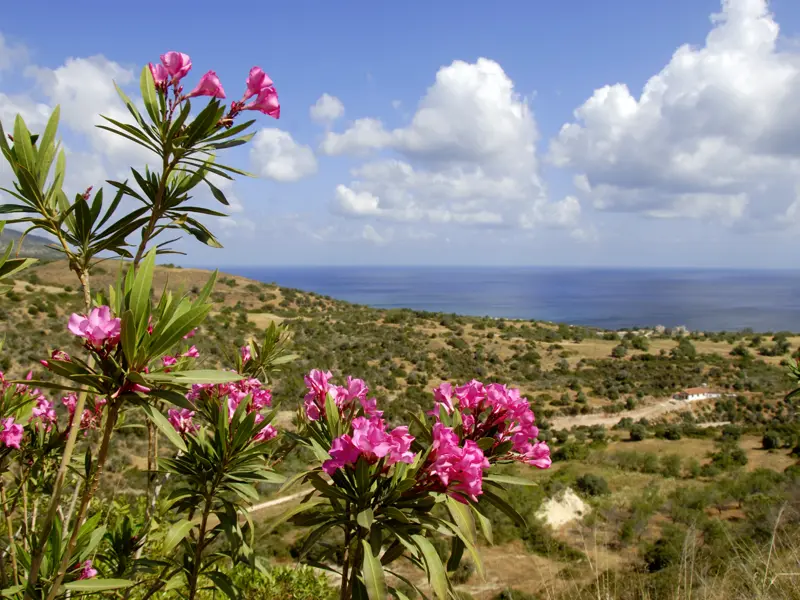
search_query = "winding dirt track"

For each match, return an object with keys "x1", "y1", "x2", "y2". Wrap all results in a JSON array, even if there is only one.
[{"x1": 548, "y1": 398, "x2": 725, "y2": 430}]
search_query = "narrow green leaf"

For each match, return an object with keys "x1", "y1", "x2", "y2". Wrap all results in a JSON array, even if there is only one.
[
  {"x1": 484, "y1": 474, "x2": 537, "y2": 487},
  {"x1": 361, "y1": 539, "x2": 388, "y2": 600},
  {"x1": 142, "y1": 404, "x2": 187, "y2": 452},
  {"x1": 205, "y1": 177, "x2": 229, "y2": 206},
  {"x1": 411, "y1": 534, "x2": 448, "y2": 600},
  {"x1": 163, "y1": 519, "x2": 194, "y2": 554},
  {"x1": 140, "y1": 65, "x2": 160, "y2": 125},
  {"x1": 130, "y1": 248, "x2": 155, "y2": 334},
  {"x1": 63, "y1": 579, "x2": 133, "y2": 592}
]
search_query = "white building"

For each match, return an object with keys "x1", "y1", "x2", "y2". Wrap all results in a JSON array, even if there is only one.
[{"x1": 673, "y1": 387, "x2": 721, "y2": 401}]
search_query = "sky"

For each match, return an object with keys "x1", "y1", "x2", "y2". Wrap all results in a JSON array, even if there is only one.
[{"x1": 2, "y1": 0, "x2": 800, "y2": 268}]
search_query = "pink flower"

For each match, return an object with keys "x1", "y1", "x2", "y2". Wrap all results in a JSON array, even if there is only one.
[
  {"x1": 251, "y1": 388, "x2": 272, "y2": 411},
  {"x1": 168, "y1": 408, "x2": 198, "y2": 435},
  {"x1": 433, "y1": 382, "x2": 455, "y2": 415},
  {"x1": 351, "y1": 417, "x2": 393, "y2": 459},
  {"x1": 254, "y1": 423, "x2": 277, "y2": 442},
  {"x1": 68, "y1": 306, "x2": 121, "y2": 348},
  {"x1": 31, "y1": 397, "x2": 57, "y2": 427},
  {"x1": 79, "y1": 410, "x2": 98, "y2": 431},
  {"x1": 241, "y1": 345, "x2": 252, "y2": 362},
  {"x1": 62, "y1": 393, "x2": 78, "y2": 415},
  {"x1": 360, "y1": 396, "x2": 383, "y2": 418},
  {"x1": 160, "y1": 51, "x2": 192, "y2": 81},
  {"x1": 387, "y1": 426, "x2": 416, "y2": 465},
  {"x1": 51, "y1": 349, "x2": 70, "y2": 362},
  {"x1": 243, "y1": 86, "x2": 280, "y2": 118},
  {"x1": 183, "y1": 346, "x2": 199, "y2": 358},
  {"x1": 183, "y1": 328, "x2": 197, "y2": 340},
  {"x1": 149, "y1": 62, "x2": 168, "y2": 87},
  {"x1": 455, "y1": 380, "x2": 485, "y2": 411},
  {"x1": 427, "y1": 424, "x2": 489, "y2": 503},
  {"x1": 185, "y1": 71, "x2": 225, "y2": 100},
  {"x1": 518, "y1": 441, "x2": 551, "y2": 469},
  {"x1": 0, "y1": 417, "x2": 23, "y2": 449},
  {"x1": 243, "y1": 66, "x2": 274, "y2": 101},
  {"x1": 322, "y1": 435, "x2": 361, "y2": 475},
  {"x1": 303, "y1": 369, "x2": 333, "y2": 421},
  {"x1": 162, "y1": 355, "x2": 177, "y2": 367},
  {"x1": 78, "y1": 559, "x2": 98, "y2": 580}
]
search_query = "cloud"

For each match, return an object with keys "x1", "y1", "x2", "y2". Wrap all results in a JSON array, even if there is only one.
[
  {"x1": 0, "y1": 33, "x2": 28, "y2": 73},
  {"x1": 550, "y1": 0, "x2": 800, "y2": 227},
  {"x1": 322, "y1": 58, "x2": 578, "y2": 230},
  {"x1": 310, "y1": 93, "x2": 344, "y2": 125},
  {"x1": 250, "y1": 128, "x2": 318, "y2": 182},
  {"x1": 362, "y1": 224, "x2": 391, "y2": 245}
]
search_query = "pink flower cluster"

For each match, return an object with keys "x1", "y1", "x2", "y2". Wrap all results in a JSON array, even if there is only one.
[
  {"x1": 161, "y1": 345, "x2": 200, "y2": 368},
  {"x1": 0, "y1": 417, "x2": 22, "y2": 449},
  {"x1": 77, "y1": 559, "x2": 97, "y2": 580},
  {"x1": 148, "y1": 52, "x2": 279, "y2": 119},
  {"x1": 432, "y1": 380, "x2": 551, "y2": 469},
  {"x1": 182, "y1": 377, "x2": 276, "y2": 442},
  {"x1": 68, "y1": 306, "x2": 121, "y2": 349},
  {"x1": 167, "y1": 408, "x2": 199, "y2": 435},
  {"x1": 62, "y1": 393, "x2": 106, "y2": 432},
  {"x1": 323, "y1": 416, "x2": 416, "y2": 475},
  {"x1": 303, "y1": 369, "x2": 376, "y2": 422},
  {"x1": 425, "y1": 423, "x2": 490, "y2": 503}
]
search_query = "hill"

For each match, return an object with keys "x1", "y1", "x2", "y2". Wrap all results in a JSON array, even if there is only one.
[
  {"x1": 3, "y1": 260, "x2": 800, "y2": 599},
  {"x1": 0, "y1": 226, "x2": 63, "y2": 260}
]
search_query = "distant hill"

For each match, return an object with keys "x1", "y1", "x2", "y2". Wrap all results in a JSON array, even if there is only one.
[{"x1": 0, "y1": 226, "x2": 62, "y2": 260}]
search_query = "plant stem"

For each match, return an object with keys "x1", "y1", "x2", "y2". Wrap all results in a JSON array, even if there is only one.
[
  {"x1": 0, "y1": 480, "x2": 19, "y2": 586},
  {"x1": 340, "y1": 503, "x2": 352, "y2": 600},
  {"x1": 188, "y1": 495, "x2": 213, "y2": 600},
  {"x1": 25, "y1": 261, "x2": 92, "y2": 598},
  {"x1": 46, "y1": 402, "x2": 120, "y2": 600}
]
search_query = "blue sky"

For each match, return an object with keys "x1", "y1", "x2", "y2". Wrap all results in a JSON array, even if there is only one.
[{"x1": 2, "y1": 0, "x2": 800, "y2": 268}]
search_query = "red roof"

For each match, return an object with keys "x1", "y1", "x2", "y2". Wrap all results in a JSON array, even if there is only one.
[{"x1": 683, "y1": 387, "x2": 716, "y2": 395}]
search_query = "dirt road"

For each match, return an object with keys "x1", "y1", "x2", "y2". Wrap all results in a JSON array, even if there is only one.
[{"x1": 548, "y1": 398, "x2": 722, "y2": 430}]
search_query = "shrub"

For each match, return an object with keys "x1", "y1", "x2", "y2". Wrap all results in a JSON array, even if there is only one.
[{"x1": 575, "y1": 473, "x2": 610, "y2": 497}]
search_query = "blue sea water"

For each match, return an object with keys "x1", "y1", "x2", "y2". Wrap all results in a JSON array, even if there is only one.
[{"x1": 217, "y1": 266, "x2": 800, "y2": 332}]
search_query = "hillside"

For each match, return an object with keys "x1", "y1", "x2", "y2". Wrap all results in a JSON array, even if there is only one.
[
  {"x1": 0, "y1": 226, "x2": 62, "y2": 260},
  {"x1": 3, "y1": 261, "x2": 800, "y2": 599}
]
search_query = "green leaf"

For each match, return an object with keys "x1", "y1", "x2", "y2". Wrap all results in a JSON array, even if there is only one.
[
  {"x1": 324, "y1": 389, "x2": 340, "y2": 438},
  {"x1": 144, "y1": 369, "x2": 243, "y2": 385},
  {"x1": 0, "y1": 584, "x2": 23, "y2": 597},
  {"x1": 140, "y1": 65, "x2": 160, "y2": 125},
  {"x1": 120, "y1": 309, "x2": 138, "y2": 366},
  {"x1": 446, "y1": 536, "x2": 464, "y2": 573},
  {"x1": 411, "y1": 534, "x2": 448, "y2": 600},
  {"x1": 205, "y1": 178, "x2": 229, "y2": 206},
  {"x1": 63, "y1": 579, "x2": 133, "y2": 592},
  {"x1": 361, "y1": 539, "x2": 388, "y2": 600},
  {"x1": 206, "y1": 571, "x2": 239, "y2": 600},
  {"x1": 357, "y1": 507, "x2": 374, "y2": 531},
  {"x1": 130, "y1": 248, "x2": 155, "y2": 334},
  {"x1": 163, "y1": 519, "x2": 194, "y2": 554},
  {"x1": 446, "y1": 497, "x2": 476, "y2": 544},
  {"x1": 472, "y1": 506, "x2": 493, "y2": 545},
  {"x1": 142, "y1": 404, "x2": 187, "y2": 452},
  {"x1": 484, "y1": 474, "x2": 537, "y2": 487}
]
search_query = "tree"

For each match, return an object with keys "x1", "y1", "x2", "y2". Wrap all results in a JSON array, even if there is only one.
[
  {"x1": 611, "y1": 343, "x2": 628, "y2": 358},
  {"x1": 575, "y1": 474, "x2": 610, "y2": 497},
  {"x1": 629, "y1": 424, "x2": 647, "y2": 441}
]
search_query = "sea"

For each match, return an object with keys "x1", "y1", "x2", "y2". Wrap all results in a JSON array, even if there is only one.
[{"x1": 217, "y1": 266, "x2": 800, "y2": 333}]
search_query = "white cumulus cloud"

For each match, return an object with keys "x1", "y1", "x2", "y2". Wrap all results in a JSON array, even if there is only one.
[
  {"x1": 250, "y1": 128, "x2": 318, "y2": 182},
  {"x1": 310, "y1": 93, "x2": 344, "y2": 125},
  {"x1": 550, "y1": 0, "x2": 800, "y2": 227},
  {"x1": 322, "y1": 58, "x2": 579, "y2": 231}
]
